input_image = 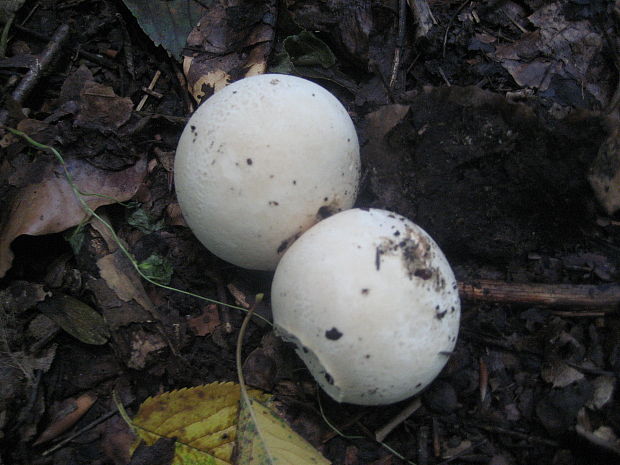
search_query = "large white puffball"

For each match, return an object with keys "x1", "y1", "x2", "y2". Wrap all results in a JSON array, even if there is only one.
[
  {"x1": 174, "y1": 74, "x2": 360, "y2": 270},
  {"x1": 271, "y1": 208, "x2": 460, "y2": 405}
]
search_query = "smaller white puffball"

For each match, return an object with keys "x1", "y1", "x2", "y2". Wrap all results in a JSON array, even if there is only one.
[
  {"x1": 174, "y1": 74, "x2": 360, "y2": 270},
  {"x1": 271, "y1": 208, "x2": 460, "y2": 405}
]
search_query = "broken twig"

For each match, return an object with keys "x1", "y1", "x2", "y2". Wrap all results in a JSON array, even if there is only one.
[
  {"x1": 458, "y1": 279, "x2": 620, "y2": 308},
  {"x1": 389, "y1": 0, "x2": 408, "y2": 90},
  {"x1": 375, "y1": 397, "x2": 422, "y2": 442},
  {"x1": 0, "y1": 23, "x2": 70, "y2": 125}
]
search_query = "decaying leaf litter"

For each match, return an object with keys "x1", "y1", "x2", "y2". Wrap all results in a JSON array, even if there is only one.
[{"x1": 1, "y1": 0, "x2": 620, "y2": 464}]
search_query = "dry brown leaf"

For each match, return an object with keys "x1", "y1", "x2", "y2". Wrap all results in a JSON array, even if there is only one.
[
  {"x1": 187, "y1": 304, "x2": 221, "y2": 336},
  {"x1": 96, "y1": 250, "x2": 154, "y2": 312},
  {"x1": 100, "y1": 414, "x2": 136, "y2": 465},
  {"x1": 494, "y1": 2, "x2": 608, "y2": 106},
  {"x1": 33, "y1": 391, "x2": 97, "y2": 445},
  {"x1": 183, "y1": 0, "x2": 276, "y2": 102},
  {"x1": 76, "y1": 81, "x2": 134, "y2": 131},
  {"x1": 127, "y1": 327, "x2": 167, "y2": 370},
  {"x1": 0, "y1": 155, "x2": 147, "y2": 277}
]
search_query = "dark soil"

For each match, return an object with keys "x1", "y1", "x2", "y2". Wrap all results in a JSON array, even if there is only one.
[{"x1": 1, "y1": 1, "x2": 620, "y2": 465}]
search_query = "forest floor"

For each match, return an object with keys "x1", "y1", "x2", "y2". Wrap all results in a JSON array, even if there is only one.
[{"x1": 1, "y1": 1, "x2": 620, "y2": 464}]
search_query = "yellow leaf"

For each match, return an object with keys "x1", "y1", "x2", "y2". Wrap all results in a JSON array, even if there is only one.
[
  {"x1": 131, "y1": 382, "x2": 271, "y2": 465},
  {"x1": 235, "y1": 396, "x2": 331, "y2": 465}
]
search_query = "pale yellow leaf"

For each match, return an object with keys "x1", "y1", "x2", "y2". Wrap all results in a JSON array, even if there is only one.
[
  {"x1": 235, "y1": 396, "x2": 330, "y2": 465},
  {"x1": 131, "y1": 382, "x2": 270, "y2": 465}
]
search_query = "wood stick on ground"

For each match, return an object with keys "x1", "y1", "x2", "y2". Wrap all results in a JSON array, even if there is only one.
[
  {"x1": 458, "y1": 279, "x2": 620, "y2": 309},
  {"x1": 432, "y1": 417, "x2": 441, "y2": 457},
  {"x1": 375, "y1": 397, "x2": 422, "y2": 442},
  {"x1": 136, "y1": 70, "x2": 162, "y2": 112},
  {"x1": 408, "y1": 0, "x2": 436, "y2": 39},
  {"x1": 417, "y1": 424, "x2": 430, "y2": 465},
  {"x1": 13, "y1": 24, "x2": 118, "y2": 69},
  {"x1": 389, "y1": 0, "x2": 408, "y2": 90},
  {"x1": 476, "y1": 423, "x2": 559, "y2": 447},
  {"x1": 0, "y1": 23, "x2": 70, "y2": 125}
]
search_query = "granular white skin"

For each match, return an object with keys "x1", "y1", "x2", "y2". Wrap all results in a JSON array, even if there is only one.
[
  {"x1": 272, "y1": 209, "x2": 460, "y2": 405},
  {"x1": 174, "y1": 74, "x2": 360, "y2": 270}
]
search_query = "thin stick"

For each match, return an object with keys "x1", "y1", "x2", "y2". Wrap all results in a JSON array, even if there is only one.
[
  {"x1": 458, "y1": 279, "x2": 620, "y2": 308},
  {"x1": 375, "y1": 397, "x2": 421, "y2": 442},
  {"x1": 442, "y1": 0, "x2": 470, "y2": 58},
  {"x1": 216, "y1": 277, "x2": 233, "y2": 333},
  {"x1": 0, "y1": 23, "x2": 70, "y2": 125},
  {"x1": 437, "y1": 66, "x2": 451, "y2": 86},
  {"x1": 389, "y1": 0, "x2": 408, "y2": 90},
  {"x1": 417, "y1": 424, "x2": 429, "y2": 465},
  {"x1": 13, "y1": 24, "x2": 117, "y2": 69},
  {"x1": 115, "y1": 12, "x2": 135, "y2": 78},
  {"x1": 432, "y1": 417, "x2": 441, "y2": 457},
  {"x1": 408, "y1": 0, "x2": 436, "y2": 39},
  {"x1": 476, "y1": 423, "x2": 558, "y2": 447},
  {"x1": 136, "y1": 70, "x2": 162, "y2": 112},
  {"x1": 42, "y1": 410, "x2": 119, "y2": 456}
]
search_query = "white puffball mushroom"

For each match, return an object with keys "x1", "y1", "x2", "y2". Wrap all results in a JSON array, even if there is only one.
[
  {"x1": 174, "y1": 74, "x2": 360, "y2": 270},
  {"x1": 271, "y1": 208, "x2": 460, "y2": 405}
]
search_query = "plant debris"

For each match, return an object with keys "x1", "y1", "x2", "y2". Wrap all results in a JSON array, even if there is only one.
[{"x1": 1, "y1": 1, "x2": 619, "y2": 464}]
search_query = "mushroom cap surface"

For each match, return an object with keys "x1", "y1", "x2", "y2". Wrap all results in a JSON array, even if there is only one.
[
  {"x1": 174, "y1": 74, "x2": 360, "y2": 270},
  {"x1": 271, "y1": 208, "x2": 460, "y2": 405}
]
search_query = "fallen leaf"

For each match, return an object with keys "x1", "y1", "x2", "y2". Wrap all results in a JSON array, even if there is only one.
[
  {"x1": 97, "y1": 250, "x2": 154, "y2": 313},
  {"x1": 541, "y1": 361, "x2": 585, "y2": 388},
  {"x1": 138, "y1": 253, "x2": 173, "y2": 285},
  {"x1": 0, "y1": 343, "x2": 57, "y2": 385},
  {"x1": 100, "y1": 414, "x2": 136, "y2": 465},
  {"x1": 129, "y1": 437, "x2": 176, "y2": 465},
  {"x1": 0, "y1": 280, "x2": 49, "y2": 313},
  {"x1": 271, "y1": 31, "x2": 336, "y2": 74},
  {"x1": 183, "y1": 0, "x2": 276, "y2": 102},
  {"x1": 494, "y1": 2, "x2": 608, "y2": 107},
  {"x1": 127, "y1": 327, "x2": 167, "y2": 370},
  {"x1": 362, "y1": 104, "x2": 411, "y2": 213},
  {"x1": 0, "y1": 153, "x2": 147, "y2": 277},
  {"x1": 442, "y1": 440, "x2": 472, "y2": 459},
  {"x1": 38, "y1": 294, "x2": 110, "y2": 345},
  {"x1": 121, "y1": 0, "x2": 208, "y2": 60},
  {"x1": 587, "y1": 376, "x2": 616, "y2": 410},
  {"x1": 283, "y1": 0, "x2": 372, "y2": 69},
  {"x1": 130, "y1": 383, "x2": 272, "y2": 465},
  {"x1": 187, "y1": 304, "x2": 221, "y2": 336},
  {"x1": 165, "y1": 203, "x2": 186, "y2": 227},
  {"x1": 127, "y1": 208, "x2": 165, "y2": 234},
  {"x1": 76, "y1": 81, "x2": 133, "y2": 131},
  {"x1": 235, "y1": 396, "x2": 330, "y2": 465},
  {"x1": 34, "y1": 392, "x2": 98, "y2": 445},
  {"x1": 58, "y1": 64, "x2": 94, "y2": 105}
]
